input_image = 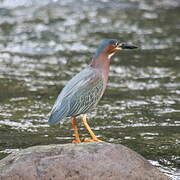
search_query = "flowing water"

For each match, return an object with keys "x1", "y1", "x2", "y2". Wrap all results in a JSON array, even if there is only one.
[{"x1": 0, "y1": 0, "x2": 179, "y2": 179}]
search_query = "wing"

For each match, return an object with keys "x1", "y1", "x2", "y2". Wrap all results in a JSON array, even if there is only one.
[
  {"x1": 67, "y1": 73, "x2": 104, "y2": 116},
  {"x1": 48, "y1": 66, "x2": 104, "y2": 125}
]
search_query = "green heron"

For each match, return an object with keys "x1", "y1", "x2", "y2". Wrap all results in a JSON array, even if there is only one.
[{"x1": 48, "y1": 39, "x2": 137, "y2": 143}]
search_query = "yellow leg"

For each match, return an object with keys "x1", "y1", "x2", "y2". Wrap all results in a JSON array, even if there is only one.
[
  {"x1": 71, "y1": 117, "x2": 81, "y2": 143},
  {"x1": 82, "y1": 114, "x2": 103, "y2": 142}
]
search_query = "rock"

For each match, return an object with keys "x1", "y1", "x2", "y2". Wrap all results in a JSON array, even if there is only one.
[{"x1": 0, "y1": 142, "x2": 169, "y2": 180}]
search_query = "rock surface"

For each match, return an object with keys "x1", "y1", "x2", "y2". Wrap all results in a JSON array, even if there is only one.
[{"x1": 0, "y1": 142, "x2": 169, "y2": 180}]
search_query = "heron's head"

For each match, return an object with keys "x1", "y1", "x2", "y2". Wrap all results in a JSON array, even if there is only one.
[{"x1": 95, "y1": 39, "x2": 138, "y2": 58}]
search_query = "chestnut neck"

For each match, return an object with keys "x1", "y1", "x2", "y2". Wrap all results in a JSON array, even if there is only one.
[{"x1": 90, "y1": 52, "x2": 111, "y2": 83}]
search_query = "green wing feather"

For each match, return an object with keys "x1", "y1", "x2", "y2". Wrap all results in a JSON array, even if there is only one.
[
  {"x1": 48, "y1": 66, "x2": 104, "y2": 125},
  {"x1": 68, "y1": 75, "x2": 104, "y2": 116}
]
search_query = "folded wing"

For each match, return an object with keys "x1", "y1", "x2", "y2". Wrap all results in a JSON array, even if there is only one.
[{"x1": 48, "y1": 67, "x2": 104, "y2": 125}]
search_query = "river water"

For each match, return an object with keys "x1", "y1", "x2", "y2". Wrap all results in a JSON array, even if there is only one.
[{"x1": 0, "y1": 0, "x2": 179, "y2": 179}]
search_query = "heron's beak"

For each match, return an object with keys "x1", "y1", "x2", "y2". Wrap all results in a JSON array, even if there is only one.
[
  {"x1": 119, "y1": 43, "x2": 138, "y2": 50},
  {"x1": 112, "y1": 43, "x2": 138, "y2": 55}
]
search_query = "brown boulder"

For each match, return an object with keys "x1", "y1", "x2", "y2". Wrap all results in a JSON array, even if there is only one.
[{"x1": 0, "y1": 142, "x2": 169, "y2": 180}]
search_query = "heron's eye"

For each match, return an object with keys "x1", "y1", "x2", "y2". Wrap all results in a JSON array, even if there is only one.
[{"x1": 115, "y1": 42, "x2": 119, "y2": 46}]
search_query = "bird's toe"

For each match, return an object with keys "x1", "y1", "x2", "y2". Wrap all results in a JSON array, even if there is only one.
[
  {"x1": 72, "y1": 139, "x2": 81, "y2": 143},
  {"x1": 83, "y1": 138, "x2": 103, "y2": 142}
]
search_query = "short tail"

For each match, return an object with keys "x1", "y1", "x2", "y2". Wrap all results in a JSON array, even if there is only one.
[{"x1": 48, "y1": 105, "x2": 68, "y2": 125}]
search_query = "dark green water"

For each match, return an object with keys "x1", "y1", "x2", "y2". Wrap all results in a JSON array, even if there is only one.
[{"x1": 0, "y1": 0, "x2": 179, "y2": 179}]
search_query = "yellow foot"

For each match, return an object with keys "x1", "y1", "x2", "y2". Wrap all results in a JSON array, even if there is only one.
[
  {"x1": 83, "y1": 138, "x2": 103, "y2": 142},
  {"x1": 72, "y1": 139, "x2": 81, "y2": 143}
]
